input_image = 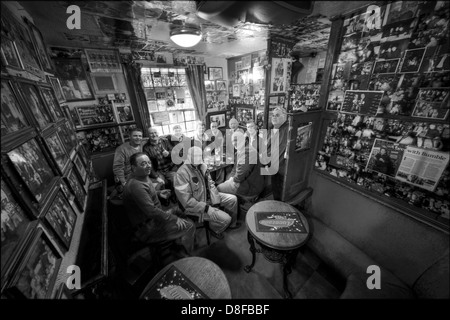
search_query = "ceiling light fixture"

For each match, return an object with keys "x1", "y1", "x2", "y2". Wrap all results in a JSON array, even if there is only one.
[{"x1": 170, "y1": 23, "x2": 202, "y2": 48}]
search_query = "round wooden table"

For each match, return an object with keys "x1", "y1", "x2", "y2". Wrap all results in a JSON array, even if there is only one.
[
  {"x1": 244, "y1": 200, "x2": 310, "y2": 299},
  {"x1": 140, "y1": 257, "x2": 231, "y2": 299}
]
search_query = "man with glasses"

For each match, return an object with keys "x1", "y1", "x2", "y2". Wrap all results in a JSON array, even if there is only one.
[
  {"x1": 266, "y1": 107, "x2": 289, "y2": 201},
  {"x1": 122, "y1": 152, "x2": 195, "y2": 254}
]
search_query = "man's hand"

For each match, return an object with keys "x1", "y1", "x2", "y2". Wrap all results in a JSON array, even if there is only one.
[
  {"x1": 175, "y1": 217, "x2": 189, "y2": 230},
  {"x1": 162, "y1": 149, "x2": 170, "y2": 157},
  {"x1": 159, "y1": 189, "x2": 171, "y2": 199},
  {"x1": 156, "y1": 177, "x2": 165, "y2": 185}
]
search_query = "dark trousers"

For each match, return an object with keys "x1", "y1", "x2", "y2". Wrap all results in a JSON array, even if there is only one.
[{"x1": 271, "y1": 173, "x2": 284, "y2": 201}]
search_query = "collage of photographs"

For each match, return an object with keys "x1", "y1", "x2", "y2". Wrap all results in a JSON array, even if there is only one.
[{"x1": 327, "y1": 1, "x2": 449, "y2": 120}]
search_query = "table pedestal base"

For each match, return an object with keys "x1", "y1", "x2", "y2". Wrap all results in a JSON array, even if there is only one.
[{"x1": 244, "y1": 231, "x2": 300, "y2": 299}]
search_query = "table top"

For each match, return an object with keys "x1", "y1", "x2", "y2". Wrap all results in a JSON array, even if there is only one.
[
  {"x1": 246, "y1": 200, "x2": 310, "y2": 251},
  {"x1": 140, "y1": 257, "x2": 231, "y2": 299}
]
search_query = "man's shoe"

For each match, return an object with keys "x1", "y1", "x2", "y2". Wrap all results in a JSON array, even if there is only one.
[
  {"x1": 209, "y1": 230, "x2": 224, "y2": 240},
  {"x1": 227, "y1": 221, "x2": 243, "y2": 230}
]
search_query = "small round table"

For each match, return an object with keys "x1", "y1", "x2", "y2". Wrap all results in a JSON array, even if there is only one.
[
  {"x1": 244, "y1": 200, "x2": 310, "y2": 299},
  {"x1": 140, "y1": 257, "x2": 231, "y2": 299}
]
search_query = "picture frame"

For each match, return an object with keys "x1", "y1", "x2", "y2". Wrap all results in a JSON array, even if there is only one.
[
  {"x1": 24, "y1": 18, "x2": 54, "y2": 73},
  {"x1": 205, "y1": 80, "x2": 215, "y2": 91},
  {"x1": 39, "y1": 86, "x2": 65, "y2": 122},
  {"x1": 235, "y1": 105, "x2": 255, "y2": 127},
  {"x1": 1, "y1": 176, "x2": 35, "y2": 287},
  {"x1": 84, "y1": 48, "x2": 122, "y2": 73},
  {"x1": 76, "y1": 126, "x2": 122, "y2": 154},
  {"x1": 44, "y1": 130, "x2": 71, "y2": 174},
  {"x1": 47, "y1": 75, "x2": 66, "y2": 104},
  {"x1": 208, "y1": 67, "x2": 223, "y2": 80},
  {"x1": 15, "y1": 80, "x2": 53, "y2": 131},
  {"x1": 91, "y1": 73, "x2": 117, "y2": 94},
  {"x1": 65, "y1": 166, "x2": 87, "y2": 212},
  {"x1": 1, "y1": 78, "x2": 30, "y2": 136},
  {"x1": 294, "y1": 122, "x2": 313, "y2": 152},
  {"x1": 56, "y1": 122, "x2": 77, "y2": 158},
  {"x1": 232, "y1": 84, "x2": 241, "y2": 97},
  {"x1": 4, "y1": 222, "x2": 63, "y2": 299},
  {"x1": 73, "y1": 153, "x2": 88, "y2": 184},
  {"x1": 42, "y1": 188, "x2": 77, "y2": 250},
  {"x1": 53, "y1": 58, "x2": 95, "y2": 102},
  {"x1": 0, "y1": 36, "x2": 23, "y2": 70},
  {"x1": 207, "y1": 111, "x2": 227, "y2": 129},
  {"x1": 76, "y1": 104, "x2": 116, "y2": 127},
  {"x1": 114, "y1": 103, "x2": 135, "y2": 123},
  {"x1": 216, "y1": 80, "x2": 227, "y2": 91},
  {"x1": 6, "y1": 137, "x2": 57, "y2": 205}
]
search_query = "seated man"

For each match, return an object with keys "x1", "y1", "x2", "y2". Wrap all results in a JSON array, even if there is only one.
[
  {"x1": 113, "y1": 128, "x2": 163, "y2": 193},
  {"x1": 244, "y1": 119, "x2": 259, "y2": 151},
  {"x1": 191, "y1": 121, "x2": 210, "y2": 150},
  {"x1": 207, "y1": 120, "x2": 224, "y2": 156},
  {"x1": 122, "y1": 152, "x2": 195, "y2": 253},
  {"x1": 174, "y1": 146, "x2": 240, "y2": 239},
  {"x1": 143, "y1": 127, "x2": 178, "y2": 193},
  {"x1": 166, "y1": 124, "x2": 186, "y2": 166},
  {"x1": 217, "y1": 131, "x2": 264, "y2": 200}
]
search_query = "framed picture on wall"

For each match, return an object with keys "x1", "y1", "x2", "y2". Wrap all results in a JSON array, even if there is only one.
[
  {"x1": 207, "y1": 111, "x2": 227, "y2": 129},
  {"x1": 216, "y1": 80, "x2": 227, "y2": 91},
  {"x1": 91, "y1": 73, "x2": 117, "y2": 94},
  {"x1": 24, "y1": 18, "x2": 54, "y2": 73},
  {"x1": 294, "y1": 122, "x2": 313, "y2": 152},
  {"x1": 4, "y1": 223, "x2": 63, "y2": 299},
  {"x1": 208, "y1": 67, "x2": 223, "y2": 80},
  {"x1": 114, "y1": 103, "x2": 135, "y2": 123},
  {"x1": 44, "y1": 131, "x2": 70, "y2": 174},
  {"x1": 232, "y1": 84, "x2": 241, "y2": 97},
  {"x1": 39, "y1": 86, "x2": 65, "y2": 122},
  {"x1": 47, "y1": 76, "x2": 66, "y2": 104},
  {"x1": 56, "y1": 122, "x2": 76, "y2": 157},
  {"x1": 1, "y1": 177, "x2": 35, "y2": 285},
  {"x1": 1, "y1": 79, "x2": 30, "y2": 136},
  {"x1": 84, "y1": 48, "x2": 121, "y2": 73},
  {"x1": 1, "y1": 36, "x2": 23, "y2": 70},
  {"x1": 73, "y1": 153, "x2": 88, "y2": 183},
  {"x1": 15, "y1": 81, "x2": 53, "y2": 131},
  {"x1": 76, "y1": 104, "x2": 116, "y2": 127},
  {"x1": 235, "y1": 105, "x2": 255, "y2": 127},
  {"x1": 42, "y1": 189, "x2": 77, "y2": 250},
  {"x1": 6, "y1": 137, "x2": 57, "y2": 205},
  {"x1": 65, "y1": 166, "x2": 87, "y2": 212},
  {"x1": 53, "y1": 58, "x2": 95, "y2": 102}
]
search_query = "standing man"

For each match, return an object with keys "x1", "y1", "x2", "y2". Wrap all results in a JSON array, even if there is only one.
[
  {"x1": 265, "y1": 107, "x2": 289, "y2": 201},
  {"x1": 113, "y1": 128, "x2": 163, "y2": 192},
  {"x1": 122, "y1": 152, "x2": 195, "y2": 253},
  {"x1": 175, "y1": 146, "x2": 240, "y2": 239}
]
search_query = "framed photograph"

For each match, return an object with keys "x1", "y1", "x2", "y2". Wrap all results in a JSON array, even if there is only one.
[
  {"x1": 43, "y1": 189, "x2": 77, "y2": 250},
  {"x1": 235, "y1": 105, "x2": 255, "y2": 127},
  {"x1": 398, "y1": 48, "x2": 426, "y2": 73},
  {"x1": 216, "y1": 80, "x2": 227, "y2": 91},
  {"x1": 91, "y1": 73, "x2": 117, "y2": 94},
  {"x1": 73, "y1": 153, "x2": 88, "y2": 183},
  {"x1": 411, "y1": 100, "x2": 449, "y2": 120},
  {"x1": 1, "y1": 79, "x2": 30, "y2": 136},
  {"x1": 373, "y1": 59, "x2": 399, "y2": 74},
  {"x1": 114, "y1": 103, "x2": 135, "y2": 123},
  {"x1": 6, "y1": 137, "x2": 57, "y2": 204},
  {"x1": 76, "y1": 126, "x2": 122, "y2": 154},
  {"x1": 207, "y1": 111, "x2": 227, "y2": 129},
  {"x1": 15, "y1": 81, "x2": 53, "y2": 131},
  {"x1": 270, "y1": 58, "x2": 289, "y2": 94},
  {"x1": 208, "y1": 67, "x2": 223, "y2": 80},
  {"x1": 232, "y1": 84, "x2": 241, "y2": 97},
  {"x1": 53, "y1": 58, "x2": 95, "y2": 102},
  {"x1": 47, "y1": 76, "x2": 66, "y2": 104},
  {"x1": 205, "y1": 80, "x2": 215, "y2": 91},
  {"x1": 59, "y1": 179, "x2": 74, "y2": 203},
  {"x1": 39, "y1": 86, "x2": 65, "y2": 122},
  {"x1": 76, "y1": 104, "x2": 116, "y2": 127},
  {"x1": 56, "y1": 122, "x2": 77, "y2": 157},
  {"x1": 1, "y1": 177, "x2": 34, "y2": 285},
  {"x1": 341, "y1": 90, "x2": 384, "y2": 115},
  {"x1": 44, "y1": 131, "x2": 70, "y2": 174},
  {"x1": 4, "y1": 223, "x2": 63, "y2": 299},
  {"x1": 65, "y1": 166, "x2": 87, "y2": 212},
  {"x1": 1, "y1": 36, "x2": 23, "y2": 70},
  {"x1": 24, "y1": 18, "x2": 54, "y2": 73},
  {"x1": 84, "y1": 48, "x2": 121, "y2": 73},
  {"x1": 295, "y1": 122, "x2": 313, "y2": 152}
]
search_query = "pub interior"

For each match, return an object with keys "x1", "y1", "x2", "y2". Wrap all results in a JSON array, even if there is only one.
[{"x1": 1, "y1": 1, "x2": 449, "y2": 301}]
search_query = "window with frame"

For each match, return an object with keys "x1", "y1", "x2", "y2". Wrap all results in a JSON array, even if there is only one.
[{"x1": 141, "y1": 67, "x2": 198, "y2": 137}]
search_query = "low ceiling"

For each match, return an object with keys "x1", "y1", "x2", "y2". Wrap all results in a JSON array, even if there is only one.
[{"x1": 19, "y1": 1, "x2": 373, "y2": 58}]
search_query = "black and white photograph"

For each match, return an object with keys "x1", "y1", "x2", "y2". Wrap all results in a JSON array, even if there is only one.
[
  {"x1": 45, "y1": 132, "x2": 70, "y2": 173},
  {"x1": 1, "y1": 36, "x2": 22, "y2": 69},
  {"x1": 399, "y1": 48, "x2": 426, "y2": 73},
  {"x1": 366, "y1": 138, "x2": 404, "y2": 177},
  {"x1": 40, "y1": 86, "x2": 64, "y2": 121},
  {"x1": 16, "y1": 82, "x2": 53, "y2": 130},
  {"x1": 373, "y1": 59, "x2": 400, "y2": 74},
  {"x1": 412, "y1": 100, "x2": 449, "y2": 120},
  {"x1": 342, "y1": 90, "x2": 384, "y2": 115},
  {"x1": 1, "y1": 80, "x2": 29, "y2": 135}
]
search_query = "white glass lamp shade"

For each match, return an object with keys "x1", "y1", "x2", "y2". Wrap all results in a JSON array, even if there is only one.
[{"x1": 170, "y1": 27, "x2": 202, "y2": 47}]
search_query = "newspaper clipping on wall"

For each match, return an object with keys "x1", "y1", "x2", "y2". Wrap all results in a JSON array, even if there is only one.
[{"x1": 395, "y1": 146, "x2": 450, "y2": 192}]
